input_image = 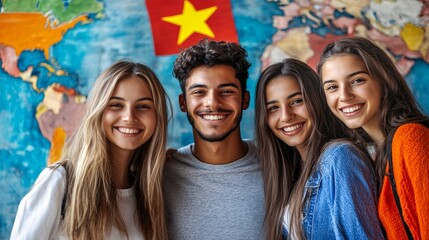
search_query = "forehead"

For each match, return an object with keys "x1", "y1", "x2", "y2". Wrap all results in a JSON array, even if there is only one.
[
  {"x1": 185, "y1": 65, "x2": 240, "y2": 90},
  {"x1": 321, "y1": 55, "x2": 366, "y2": 77},
  {"x1": 266, "y1": 76, "x2": 300, "y2": 98},
  {"x1": 112, "y1": 75, "x2": 153, "y2": 97}
]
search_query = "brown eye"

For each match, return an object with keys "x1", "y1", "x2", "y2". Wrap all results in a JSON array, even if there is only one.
[
  {"x1": 109, "y1": 103, "x2": 122, "y2": 109},
  {"x1": 325, "y1": 85, "x2": 338, "y2": 91},
  {"x1": 137, "y1": 104, "x2": 150, "y2": 111}
]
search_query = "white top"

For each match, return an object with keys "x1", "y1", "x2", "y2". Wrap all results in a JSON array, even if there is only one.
[
  {"x1": 282, "y1": 205, "x2": 297, "y2": 239},
  {"x1": 10, "y1": 166, "x2": 144, "y2": 240}
]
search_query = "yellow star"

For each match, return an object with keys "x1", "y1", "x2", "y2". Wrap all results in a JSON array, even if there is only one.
[{"x1": 162, "y1": 0, "x2": 218, "y2": 45}]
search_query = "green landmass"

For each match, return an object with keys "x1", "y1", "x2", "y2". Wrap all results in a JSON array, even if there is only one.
[{"x1": 2, "y1": 0, "x2": 103, "y2": 23}]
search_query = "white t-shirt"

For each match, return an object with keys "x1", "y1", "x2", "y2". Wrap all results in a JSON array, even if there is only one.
[{"x1": 10, "y1": 166, "x2": 143, "y2": 240}]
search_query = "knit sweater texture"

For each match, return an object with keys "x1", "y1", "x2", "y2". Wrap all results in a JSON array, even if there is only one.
[{"x1": 378, "y1": 123, "x2": 429, "y2": 240}]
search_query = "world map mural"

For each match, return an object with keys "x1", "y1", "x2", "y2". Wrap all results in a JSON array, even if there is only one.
[{"x1": 1, "y1": 0, "x2": 429, "y2": 237}]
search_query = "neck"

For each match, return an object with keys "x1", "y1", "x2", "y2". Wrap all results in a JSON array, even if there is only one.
[
  {"x1": 363, "y1": 125, "x2": 385, "y2": 147},
  {"x1": 192, "y1": 129, "x2": 248, "y2": 164},
  {"x1": 110, "y1": 147, "x2": 133, "y2": 189},
  {"x1": 362, "y1": 114, "x2": 385, "y2": 147}
]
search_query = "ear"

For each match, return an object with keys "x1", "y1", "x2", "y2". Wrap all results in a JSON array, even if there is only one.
[
  {"x1": 179, "y1": 94, "x2": 187, "y2": 112},
  {"x1": 242, "y1": 91, "x2": 250, "y2": 110}
]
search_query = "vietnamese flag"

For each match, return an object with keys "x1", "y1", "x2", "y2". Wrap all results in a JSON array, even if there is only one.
[{"x1": 146, "y1": 0, "x2": 238, "y2": 56}]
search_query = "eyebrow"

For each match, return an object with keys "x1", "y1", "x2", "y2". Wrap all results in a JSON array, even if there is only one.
[
  {"x1": 109, "y1": 96, "x2": 153, "y2": 102},
  {"x1": 187, "y1": 83, "x2": 240, "y2": 91},
  {"x1": 323, "y1": 70, "x2": 368, "y2": 86},
  {"x1": 266, "y1": 92, "x2": 301, "y2": 105}
]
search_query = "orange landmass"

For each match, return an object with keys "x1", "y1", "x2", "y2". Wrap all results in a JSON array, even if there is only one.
[
  {"x1": 48, "y1": 127, "x2": 67, "y2": 165},
  {"x1": 0, "y1": 13, "x2": 88, "y2": 59},
  {"x1": 53, "y1": 84, "x2": 76, "y2": 96}
]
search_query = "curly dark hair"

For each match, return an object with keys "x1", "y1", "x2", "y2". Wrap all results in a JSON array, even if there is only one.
[{"x1": 173, "y1": 39, "x2": 251, "y2": 95}]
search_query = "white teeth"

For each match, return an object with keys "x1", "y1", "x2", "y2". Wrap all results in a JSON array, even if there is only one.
[
  {"x1": 342, "y1": 105, "x2": 362, "y2": 113},
  {"x1": 203, "y1": 115, "x2": 225, "y2": 121},
  {"x1": 283, "y1": 123, "x2": 303, "y2": 132},
  {"x1": 117, "y1": 127, "x2": 140, "y2": 134}
]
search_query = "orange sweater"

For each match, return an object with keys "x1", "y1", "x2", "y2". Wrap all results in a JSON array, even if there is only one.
[{"x1": 378, "y1": 123, "x2": 429, "y2": 240}]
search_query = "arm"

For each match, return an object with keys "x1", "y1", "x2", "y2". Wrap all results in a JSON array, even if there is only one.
[
  {"x1": 10, "y1": 166, "x2": 66, "y2": 240},
  {"x1": 393, "y1": 123, "x2": 429, "y2": 238},
  {"x1": 325, "y1": 143, "x2": 384, "y2": 239}
]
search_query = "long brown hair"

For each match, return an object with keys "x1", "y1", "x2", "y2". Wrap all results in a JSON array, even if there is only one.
[
  {"x1": 317, "y1": 37, "x2": 429, "y2": 191},
  {"x1": 58, "y1": 60, "x2": 170, "y2": 240},
  {"x1": 255, "y1": 58, "x2": 350, "y2": 239}
]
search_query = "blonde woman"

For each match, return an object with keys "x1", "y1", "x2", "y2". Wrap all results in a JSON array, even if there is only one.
[{"x1": 11, "y1": 60, "x2": 170, "y2": 240}]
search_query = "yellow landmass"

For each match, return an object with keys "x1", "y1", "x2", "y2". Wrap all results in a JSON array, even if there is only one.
[
  {"x1": 331, "y1": 0, "x2": 369, "y2": 18},
  {"x1": 400, "y1": 22, "x2": 424, "y2": 51},
  {"x1": 0, "y1": 13, "x2": 88, "y2": 59},
  {"x1": 275, "y1": 27, "x2": 314, "y2": 62}
]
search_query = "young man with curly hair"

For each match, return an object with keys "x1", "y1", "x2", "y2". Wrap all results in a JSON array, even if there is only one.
[{"x1": 163, "y1": 39, "x2": 265, "y2": 240}]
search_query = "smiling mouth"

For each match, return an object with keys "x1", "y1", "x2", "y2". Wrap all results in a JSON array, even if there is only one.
[
  {"x1": 340, "y1": 104, "x2": 364, "y2": 114},
  {"x1": 202, "y1": 114, "x2": 226, "y2": 121},
  {"x1": 280, "y1": 122, "x2": 304, "y2": 135},
  {"x1": 116, "y1": 127, "x2": 142, "y2": 134}
]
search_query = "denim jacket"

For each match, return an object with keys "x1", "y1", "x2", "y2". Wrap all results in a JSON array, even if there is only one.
[{"x1": 283, "y1": 142, "x2": 384, "y2": 239}]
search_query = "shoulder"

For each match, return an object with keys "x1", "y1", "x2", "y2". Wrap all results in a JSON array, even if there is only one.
[
  {"x1": 321, "y1": 141, "x2": 361, "y2": 160},
  {"x1": 392, "y1": 123, "x2": 429, "y2": 168},
  {"x1": 394, "y1": 123, "x2": 429, "y2": 144},
  {"x1": 35, "y1": 165, "x2": 66, "y2": 187},
  {"x1": 28, "y1": 166, "x2": 67, "y2": 198},
  {"x1": 319, "y1": 141, "x2": 371, "y2": 172},
  {"x1": 165, "y1": 144, "x2": 194, "y2": 171},
  {"x1": 244, "y1": 139, "x2": 258, "y2": 158}
]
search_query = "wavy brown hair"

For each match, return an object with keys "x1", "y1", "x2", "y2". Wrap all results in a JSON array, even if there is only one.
[
  {"x1": 317, "y1": 37, "x2": 429, "y2": 191},
  {"x1": 57, "y1": 60, "x2": 170, "y2": 240},
  {"x1": 255, "y1": 58, "x2": 351, "y2": 239}
]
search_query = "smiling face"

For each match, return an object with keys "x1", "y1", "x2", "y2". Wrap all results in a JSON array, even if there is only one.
[
  {"x1": 265, "y1": 75, "x2": 312, "y2": 156},
  {"x1": 102, "y1": 76, "x2": 156, "y2": 155},
  {"x1": 321, "y1": 54, "x2": 382, "y2": 134},
  {"x1": 179, "y1": 65, "x2": 249, "y2": 142}
]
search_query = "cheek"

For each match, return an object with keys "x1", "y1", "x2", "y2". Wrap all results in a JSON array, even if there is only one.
[
  {"x1": 368, "y1": 86, "x2": 382, "y2": 108},
  {"x1": 143, "y1": 112, "x2": 157, "y2": 135},
  {"x1": 324, "y1": 94, "x2": 336, "y2": 110},
  {"x1": 102, "y1": 111, "x2": 116, "y2": 125}
]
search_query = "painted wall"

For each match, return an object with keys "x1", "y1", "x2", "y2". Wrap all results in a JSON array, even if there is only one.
[{"x1": 1, "y1": 0, "x2": 429, "y2": 237}]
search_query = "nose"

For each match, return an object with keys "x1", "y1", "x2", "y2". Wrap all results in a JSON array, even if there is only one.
[
  {"x1": 203, "y1": 91, "x2": 221, "y2": 109},
  {"x1": 122, "y1": 107, "x2": 137, "y2": 122},
  {"x1": 280, "y1": 106, "x2": 294, "y2": 122},
  {"x1": 339, "y1": 84, "x2": 354, "y2": 102}
]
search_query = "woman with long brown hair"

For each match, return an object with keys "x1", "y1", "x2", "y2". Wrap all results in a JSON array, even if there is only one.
[{"x1": 319, "y1": 37, "x2": 429, "y2": 239}]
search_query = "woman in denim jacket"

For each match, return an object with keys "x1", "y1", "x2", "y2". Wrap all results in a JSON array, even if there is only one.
[{"x1": 255, "y1": 58, "x2": 384, "y2": 239}]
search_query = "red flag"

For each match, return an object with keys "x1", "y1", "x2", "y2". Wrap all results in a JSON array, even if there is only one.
[{"x1": 146, "y1": 0, "x2": 238, "y2": 56}]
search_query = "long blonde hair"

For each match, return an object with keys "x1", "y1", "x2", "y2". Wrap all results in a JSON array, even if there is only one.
[{"x1": 57, "y1": 60, "x2": 170, "y2": 240}]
